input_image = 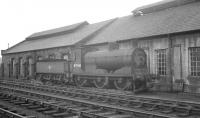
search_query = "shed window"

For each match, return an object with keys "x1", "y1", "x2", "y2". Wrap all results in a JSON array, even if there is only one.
[
  {"x1": 48, "y1": 54, "x2": 55, "y2": 59},
  {"x1": 155, "y1": 49, "x2": 167, "y2": 76},
  {"x1": 62, "y1": 54, "x2": 69, "y2": 60},
  {"x1": 27, "y1": 57, "x2": 34, "y2": 76},
  {"x1": 19, "y1": 58, "x2": 23, "y2": 76},
  {"x1": 189, "y1": 47, "x2": 200, "y2": 77},
  {"x1": 37, "y1": 56, "x2": 43, "y2": 61},
  {"x1": 11, "y1": 58, "x2": 15, "y2": 76}
]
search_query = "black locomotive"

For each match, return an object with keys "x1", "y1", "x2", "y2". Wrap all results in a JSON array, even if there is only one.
[{"x1": 35, "y1": 48, "x2": 150, "y2": 92}]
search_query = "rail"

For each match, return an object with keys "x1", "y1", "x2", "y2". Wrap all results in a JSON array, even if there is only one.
[
  {"x1": 0, "y1": 90, "x2": 172, "y2": 118},
  {"x1": 1, "y1": 81, "x2": 200, "y2": 117},
  {"x1": 0, "y1": 107, "x2": 36, "y2": 118}
]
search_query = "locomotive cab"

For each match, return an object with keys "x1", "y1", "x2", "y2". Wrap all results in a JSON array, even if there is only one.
[{"x1": 131, "y1": 48, "x2": 149, "y2": 92}]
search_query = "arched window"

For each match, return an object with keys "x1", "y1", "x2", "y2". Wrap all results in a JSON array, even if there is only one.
[
  {"x1": 1, "y1": 63, "x2": 4, "y2": 77},
  {"x1": 37, "y1": 56, "x2": 43, "y2": 61},
  {"x1": 11, "y1": 58, "x2": 15, "y2": 77},
  {"x1": 8, "y1": 63, "x2": 11, "y2": 77},
  {"x1": 27, "y1": 57, "x2": 34, "y2": 76},
  {"x1": 48, "y1": 54, "x2": 55, "y2": 60},
  {"x1": 61, "y1": 54, "x2": 69, "y2": 60},
  {"x1": 19, "y1": 57, "x2": 23, "y2": 76}
]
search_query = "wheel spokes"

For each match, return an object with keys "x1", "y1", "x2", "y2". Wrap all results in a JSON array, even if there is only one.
[
  {"x1": 94, "y1": 77, "x2": 109, "y2": 89},
  {"x1": 114, "y1": 78, "x2": 131, "y2": 90},
  {"x1": 75, "y1": 76, "x2": 87, "y2": 87}
]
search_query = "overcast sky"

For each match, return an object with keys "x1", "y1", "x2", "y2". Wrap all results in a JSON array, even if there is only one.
[{"x1": 0, "y1": 0, "x2": 162, "y2": 55}]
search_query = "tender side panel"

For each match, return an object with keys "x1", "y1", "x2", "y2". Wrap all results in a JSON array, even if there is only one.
[{"x1": 36, "y1": 61, "x2": 66, "y2": 74}]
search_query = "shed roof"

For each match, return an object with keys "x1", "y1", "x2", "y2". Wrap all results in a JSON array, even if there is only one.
[
  {"x1": 87, "y1": 1, "x2": 200, "y2": 45},
  {"x1": 4, "y1": 19, "x2": 115, "y2": 54},
  {"x1": 133, "y1": 0, "x2": 197, "y2": 15},
  {"x1": 26, "y1": 21, "x2": 88, "y2": 40}
]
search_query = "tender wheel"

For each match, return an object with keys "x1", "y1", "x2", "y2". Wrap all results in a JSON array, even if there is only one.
[
  {"x1": 45, "y1": 81, "x2": 53, "y2": 85},
  {"x1": 93, "y1": 77, "x2": 109, "y2": 89},
  {"x1": 53, "y1": 75, "x2": 61, "y2": 85},
  {"x1": 36, "y1": 74, "x2": 42, "y2": 81},
  {"x1": 75, "y1": 76, "x2": 87, "y2": 87},
  {"x1": 114, "y1": 78, "x2": 131, "y2": 90},
  {"x1": 42, "y1": 75, "x2": 52, "y2": 85}
]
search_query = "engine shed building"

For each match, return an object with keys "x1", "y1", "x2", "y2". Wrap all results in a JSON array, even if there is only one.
[
  {"x1": 1, "y1": 19, "x2": 115, "y2": 79},
  {"x1": 83, "y1": 0, "x2": 200, "y2": 90},
  {"x1": 1, "y1": 0, "x2": 200, "y2": 92}
]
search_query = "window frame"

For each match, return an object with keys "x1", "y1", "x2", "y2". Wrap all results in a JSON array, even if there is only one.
[
  {"x1": 48, "y1": 54, "x2": 56, "y2": 60},
  {"x1": 61, "y1": 53, "x2": 69, "y2": 60},
  {"x1": 189, "y1": 47, "x2": 200, "y2": 77},
  {"x1": 37, "y1": 56, "x2": 43, "y2": 61},
  {"x1": 155, "y1": 49, "x2": 167, "y2": 76},
  {"x1": 18, "y1": 57, "x2": 23, "y2": 76},
  {"x1": 11, "y1": 58, "x2": 15, "y2": 76}
]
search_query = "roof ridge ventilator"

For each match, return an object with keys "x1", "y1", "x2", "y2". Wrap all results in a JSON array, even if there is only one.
[{"x1": 132, "y1": 0, "x2": 198, "y2": 16}]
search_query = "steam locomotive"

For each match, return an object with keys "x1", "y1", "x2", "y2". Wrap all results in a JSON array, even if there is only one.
[{"x1": 35, "y1": 48, "x2": 150, "y2": 92}]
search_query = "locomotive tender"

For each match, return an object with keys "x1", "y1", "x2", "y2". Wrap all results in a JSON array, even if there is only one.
[
  {"x1": 36, "y1": 60, "x2": 71, "y2": 84},
  {"x1": 35, "y1": 47, "x2": 149, "y2": 92}
]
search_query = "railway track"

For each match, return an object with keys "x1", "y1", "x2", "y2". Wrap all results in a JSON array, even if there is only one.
[
  {"x1": 0, "y1": 80, "x2": 200, "y2": 118},
  {"x1": 0, "y1": 87, "x2": 171, "y2": 118},
  {"x1": 0, "y1": 102, "x2": 36, "y2": 118}
]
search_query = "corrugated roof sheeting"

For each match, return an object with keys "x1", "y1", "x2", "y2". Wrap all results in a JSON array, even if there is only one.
[
  {"x1": 87, "y1": 1, "x2": 200, "y2": 45},
  {"x1": 5, "y1": 19, "x2": 114, "y2": 54},
  {"x1": 27, "y1": 21, "x2": 88, "y2": 40}
]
